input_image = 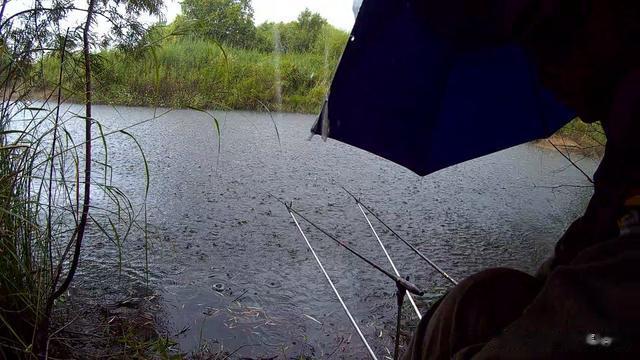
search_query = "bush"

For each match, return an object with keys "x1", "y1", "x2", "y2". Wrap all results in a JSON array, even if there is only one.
[{"x1": 38, "y1": 31, "x2": 349, "y2": 114}]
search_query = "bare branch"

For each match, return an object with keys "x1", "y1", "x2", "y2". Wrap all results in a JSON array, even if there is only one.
[{"x1": 548, "y1": 139, "x2": 595, "y2": 184}]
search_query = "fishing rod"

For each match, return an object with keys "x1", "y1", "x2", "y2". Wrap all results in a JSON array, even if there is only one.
[
  {"x1": 271, "y1": 194, "x2": 425, "y2": 360},
  {"x1": 355, "y1": 199, "x2": 422, "y2": 319},
  {"x1": 343, "y1": 190, "x2": 424, "y2": 359},
  {"x1": 287, "y1": 207, "x2": 379, "y2": 360},
  {"x1": 281, "y1": 200, "x2": 424, "y2": 296},
  {"x1": 341, "y1": 187, "x2": 458, "y2": 285},
  {"x1": 358, "y1": 206, "x2": 420, "y2": 359}
]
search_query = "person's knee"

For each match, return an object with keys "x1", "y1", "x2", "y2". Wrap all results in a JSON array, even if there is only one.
[
  {"x1": 425, "y1": 268, "x2": 541, "y2": 357},
  {"x1": 446, "y1": 268, "x2": 539, "y2": 304}
]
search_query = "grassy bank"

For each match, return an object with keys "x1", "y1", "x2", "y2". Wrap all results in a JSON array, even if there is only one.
[
  {"x1": 40, "y1": 32, "x2": 347, "y2": 114},
  {"x1": 557, "y1": 118, "x2": 606, "y2": 148}
]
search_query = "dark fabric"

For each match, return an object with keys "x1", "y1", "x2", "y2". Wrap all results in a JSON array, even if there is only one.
[
  {"x1": 365, "y1": 1, "x2": 640, "y2": 359},
  {"x1": 402, "y1": 68, "x2": 640, "y2": 356},
  {"x1": 419, "y1": 0, "x2": 640, "y2": 123},
  {"x1": 312, "y1": 0, "x2": 640, "y2": 177},
  {"x1": 521, "y1": 1, "x2": 640, "y2": 122},
  {"x1": 415, "y1": 0, "x2": 533, "y2": 48},
  {"x1": 311, "y1": 0, "x2": 574, "y2": 176},
  {"x1": 540, "y1": 70, "x2": 640, "y2": 274},
  {"x1": 402, "y1": 268, "x2": 541, "y2": 360},
  {"x1": 402, "y1": 235, "x2": 640, "y2": 359},
  {"x1": 475, "y1": 235, "x2": 640, "y2": 359}
]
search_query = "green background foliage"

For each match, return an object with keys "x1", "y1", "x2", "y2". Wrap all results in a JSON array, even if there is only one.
[
  {"x1": 180, "y1": 0, "x2": 256, "y2": 48},
  {"x1": 37, "y1": 6, "x2": 350, "y2": 114}
]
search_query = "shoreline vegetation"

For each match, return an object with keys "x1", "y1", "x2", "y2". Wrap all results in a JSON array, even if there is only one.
[
  {"x1": 37, "y1": 14, "x2": 349, "y2": 115},
  {"x1": 35, "y1": 43, "x2": 605, "y2": 155},
  {"x1": 541, "y1": 119, "x2": 605, "y2": 156}
]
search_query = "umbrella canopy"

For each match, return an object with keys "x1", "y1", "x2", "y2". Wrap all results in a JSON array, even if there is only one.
[{"x1": 311, "y1": 0, "x2": 575, "y2": 176}]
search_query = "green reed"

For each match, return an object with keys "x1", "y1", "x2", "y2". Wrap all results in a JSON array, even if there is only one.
[{"x1": 1, "y1": 26, "x2": 152, "y2": 360}]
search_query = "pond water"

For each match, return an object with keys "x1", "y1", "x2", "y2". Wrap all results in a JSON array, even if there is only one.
[{"x1": 63, "y1": 104, "x2": 597, "y2": 358}]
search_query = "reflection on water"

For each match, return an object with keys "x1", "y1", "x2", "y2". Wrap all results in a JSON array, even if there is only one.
[{"x1": 65, "y1": 104, "x2": 597, "y2": 358}]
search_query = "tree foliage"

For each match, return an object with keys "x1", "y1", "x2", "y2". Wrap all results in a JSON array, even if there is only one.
[
  {"x1": 181, "y1": 0, "x2": 256, "y2": 48},
  {"x1": 293, "y1": 9, "x2": 327, "y2": 52},
  {"x1": 254, "y1": 8, "x2": 329, "y2": 53}
]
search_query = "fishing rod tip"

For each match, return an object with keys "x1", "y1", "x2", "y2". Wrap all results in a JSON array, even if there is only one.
[
  {"x1": 339, "y1": 185, "x2": 360, "y2": 203},
  {"x1": 266, "y1": 192, "x2": 293, "y2": 211}
]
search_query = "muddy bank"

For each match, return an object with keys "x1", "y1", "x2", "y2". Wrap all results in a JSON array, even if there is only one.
[{"x1": 48, "y1": 276, "x2": 176, "y2": 358}]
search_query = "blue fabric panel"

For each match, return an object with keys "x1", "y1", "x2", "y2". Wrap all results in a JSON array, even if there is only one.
[{"x1": 312, "y1": 0, "x2": 575, "y2": 176}]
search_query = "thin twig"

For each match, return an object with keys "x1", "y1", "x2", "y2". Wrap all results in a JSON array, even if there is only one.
[{"x1": 547, "y1": 140, "x2": 594, "y2": 184}]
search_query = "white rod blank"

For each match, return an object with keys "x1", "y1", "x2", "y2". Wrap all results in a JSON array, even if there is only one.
[
  {"x1": 350, "y1": 195, "x2": 458, "y2": 286},
  {"x1": 288, "y1": 210, "x2": 379, "y2": 360},
  {"x1": 357, "y1": 203, "x2": 422, "y2": 320}
]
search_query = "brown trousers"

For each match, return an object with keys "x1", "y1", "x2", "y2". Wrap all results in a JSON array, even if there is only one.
[
  {"x1": 402, "y1": 235, "x2": 640, "y2": 359},
  {"x1": 402, "y1": 268, "x2": 541, "y2": 360}
]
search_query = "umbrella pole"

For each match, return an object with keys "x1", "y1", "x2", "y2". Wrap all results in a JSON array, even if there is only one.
[
  {"x1": 355, "y1": 201, "x2": 422, "y2": 319},
  {"x1": 341, "y1": 187, "x2": 458, "y2": 285},
  {"x1": 288, "y1": 209, "x2": 379, "y2": 360}
]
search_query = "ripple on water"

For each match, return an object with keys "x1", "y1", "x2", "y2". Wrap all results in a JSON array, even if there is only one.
[{"x1": 76, "y1": 105, "x2": 597, "y2": 358}]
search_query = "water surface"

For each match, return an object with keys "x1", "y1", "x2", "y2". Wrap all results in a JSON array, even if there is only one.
[{"x1": 67, "y1": 105, "x2": 598, "y2": 358}]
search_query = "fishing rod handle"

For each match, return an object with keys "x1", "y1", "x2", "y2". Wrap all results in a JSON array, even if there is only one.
[{"x1": 397, "y1": 277, "x2": 424, "y2": 296}]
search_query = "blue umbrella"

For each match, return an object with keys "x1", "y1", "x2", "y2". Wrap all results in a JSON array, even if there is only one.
[{"x1": 312, "y1": 0, "x2": 575, "y2": 176}]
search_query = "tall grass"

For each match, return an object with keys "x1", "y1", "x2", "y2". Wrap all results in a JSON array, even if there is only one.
[
  {"x1": 1, "y1": 16, "x2": 150, "y2": 359},
  {"x1": 39, "y1": 27, "x2": 348, "y2": 114}
]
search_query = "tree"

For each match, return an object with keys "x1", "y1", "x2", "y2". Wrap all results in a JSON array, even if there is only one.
[
  {"x1": 254, "y1": 21, "x2": 276, "y2": 52},
  {"x1": 254, "y1": 9, "x2": 328, "y2": 53},
  {"x1": 181, "y1": 0, "x2": 256, "y2": 48},
  {"x1": 293, "y1": 8, "x2": 326, "y2": 52}
]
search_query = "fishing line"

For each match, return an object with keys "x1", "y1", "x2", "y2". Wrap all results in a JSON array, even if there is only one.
[{"x1": 341, "y1": 186, "x2": 458, "y2": 285}]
